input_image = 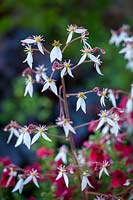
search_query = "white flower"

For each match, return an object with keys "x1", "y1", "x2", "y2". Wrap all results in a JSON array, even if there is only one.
[
  {"x1": 76, "y1": 92, "x2": 87, "y2": 113},
  {"x1": 41, "y1": 77, "x2": 58, "y2": 95},
  {"x1": 93, "y1": 55, "x2": 103, "y2": 75},
  {"x1": 23, "y1": 45, "x2": 33, "y2": 68},
  {"x1": 56, "y1": 165, "x2": 69, "y2": 187},
  {"x1": 55, "y1": 145, "x2": 68, "y2": 164},
  {"x1": 66, "y1": 24, "x2": 87, "y2": 44},
  {"x1": 81, "y1": 172, "x2": 94, "y2": 191},
  {"x1": 61, "y1": 60, "x2": 74, "y2": 78},
  {"x1": 50, "y1": 40, "x2": 62, "y2": 63},
  {"x1": 21, "y1": 35, "x2": 44, "y2": 54},
  {"x1": 23, "y1": 169, "x2": 39, "y2": 188},
  {"x1": 15, "y1": 126, "x2": 31, "y2": 149},
  {"x1": 96, "y1": 110, "x2": 116, "y2": 131},
  {"x1": 56, "y1": 117, "x2": 76, "y2": 137},
  {"x1": 5, "y1": 168, "x2": 17, "y2": 187},
  {"x1": 24, "y1": 75, "x2": 33, "y2": 97},
  {"x1": 31, "y1": 125, "x2": 51, "y2": 145},
  {"x1": 110, "y1": 113, "x2": 120, "y2": 136},
  {"x1": 99, "y1": 161, "x2": 110, "y2": 179},
  {"x1": 7, "y1": 127, "x2": 19, "y2": 144},
  {"x1": 123, "y1": 179, "x2": 130, "y2": 186},
  {"x1": 108, "y1": 89, "x2": 116, "y2": 107},
  {"x1": 119, "y1": 40, "x2": 133, "y2": 61},
  {"x1": 99, "y1": 88, "x2": 108, "y2": 107},
  {"x1": 35, "y1": 65, "x2": 47, "y2": 82},
  {"x1": 131, "y1": 84, "x2": 133, "y2": 99},
  {"x1": 109, "y1": 29, "x2": 128, "y2": 46},
  {"x1": 12, "y1": 176, "x2": 24, "y2": 194}
]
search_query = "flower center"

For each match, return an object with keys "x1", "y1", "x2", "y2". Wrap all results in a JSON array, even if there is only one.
[{"x1": 52, "y1": 40, "x2": 62, "y2": 47}]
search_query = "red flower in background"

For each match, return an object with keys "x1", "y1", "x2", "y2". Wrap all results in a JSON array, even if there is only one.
[
  {"x1": 111, "y1": 170, "x2": 127, "y2": 188},
  {"x1": 36, "y1": 147, "x2": 54, "y2": 158}
]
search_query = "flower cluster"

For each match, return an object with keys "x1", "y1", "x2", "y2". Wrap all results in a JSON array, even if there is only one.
[{"x1": 1, "y1": 24, "x2": 133, "y2": 200}]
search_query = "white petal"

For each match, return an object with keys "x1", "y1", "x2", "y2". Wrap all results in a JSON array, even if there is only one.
[
  {"x1": 103, "y1": 167, "x2": 109, "y2": 176},
  {"x1": 55, "y1": 47, "x2": 62, "y2": 61},
  {"x1": 96, "y1": 118, "x2": 105, "y2": 130},
  {"x1": 75, "y1": 28, "x2": 86, "y2": 34},
  {"x1": 41, "y1": 82, "x2": 49, "y2": 92},
  {"x1": 25, "y1": 52, "x2": 33, "y2": 68},
  {"x1": 78, "y1": 54, "x2": 86, "y2": 65},
  {"x1": 21, "y1": 39, "x2": 35, "y2": 44},
  {"x1": 15, "y1": 134, "x2": 23, "y2": 147},
  {"x1": 66, "y1": 32, "x2": 73, "y2": 44},
  {"x1": 55, "y1": 152, "x2": 62, "y2": 162},
  {"x1": 61, "y1": 67, "x2": 67, "y2": 78},
  {"x1": 62, "y1": 153, "x2": 67, "y2": 164},
  {"x1": 81, "y1": 176, "x2": 87, "y2": 191},
  {"x1": 100, "y1": 96, "x2": 105, "y2": 107},
  {"x1": 33, "y1": 177, "x2": 39, "y2": 188},
  {"x1": 67, "y1": 68, "x2": 74, "y2": 78},
  {"x1": 7, "y1": 132, "x2": 13, "y2": 144},
  {"x1": 63, "y1": 173, "x2": 69, "y2": 187},
  {"x1": 80, "y1": 98, "x2": 86, "y2": 113},
  {"x1": 67, "y1": 123, "x2": 76, "y2": 134},
  {"x1": 76, "y1": 98, "x2": 82, "y2": 111},
  {"x1": 56, "y1": 172, "x2": 62, "y2": 180},
  {"x1": 31, "y1": 133, "x2": 40, "y2": 145},
  {"x1": 23, "y1": 132, "x2": 31, "y2": 149},
  {"x1": 37, "y1": 42, "x2": 44, "y2": 54},
  {"x1": 99, "y1": 168, "x2": 103, "y2": 179},
  {"x1": 23, "y1": 176, "x2": 32, "y2": 185},
  {"x1": 50, "y1": 82, "x2": 58, "y2": 95},
  {"x1": 12, "y1": 179, "x2": 24, "y2": 194},
  {"x1": 106, "y1": 118, "x2": 115, "y2": 127},
  {"x1": 63, "y1": 125, "x2": 69, "y2": 137},
  {"x1": 87, "y1": 178, "x2": 94, "y2": 188},
  {"x1": 88, "y1": 54, "x2": 99, "y2": 63},
  {"x1": 42, "y1": 133, "x2": 52, "y2": 142},
  {"x1": 95, "y1": 63, "x2": 103, "y2": 75}
]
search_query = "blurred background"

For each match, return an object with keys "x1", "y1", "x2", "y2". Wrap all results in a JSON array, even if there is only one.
[{"x1": 0, "y1": 0, "x2": 133, "y2": 165}]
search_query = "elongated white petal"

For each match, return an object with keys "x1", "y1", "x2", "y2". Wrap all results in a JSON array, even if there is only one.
[
  {"x1": 56, "y1": 172, "x2": 62, "y2": 180},
  {"x1": 95, "y1": 63, "x2": 103, "y2": 75},
  {"x1": 76, "y1": 98, "x2": 82, "y2": 111},
  {"x1": 24, "y1": 82, "x2": 33, "y2": 97},
  {"x1": 7, "y1": 132, "x2": 13, "y2": 144},
  {"x1": 42, "y1": 133, "x2": 52, "y2": 142},
  {"x1": 67, "y1": 68, "x2": 74, "y2": 78},
  {"x1": 33, "y1": 176, "x2": 39, "y2": 188},
  {"x1": 63, "y1": 125, "x2": 69, "y2": 137},
  {"x1": 103, "y1": 167, "x2": 109, "y2": 176},
  {"x1": 56, "y1": 47, "x2": 62, "y2": 61},
  {"x1": 78, "y1": 54, "x2": 86, "y2": 65},
  {"x1": 23, "y1": 132, "x2": 31, "y2": 149},
  {"x1": 21, "y1": 39, "x2": 35, "y2": 44},
  {"x1": 81, "y1": 98, "x2": 86, "y2": 113},
  {"x1": 96, "y1": 118, "x2": 105, "y2": 130},
  {"x1": 66, "y1": 32, "x2": 73, "y2": 44},
  {"x1": 61, "y1": 67, "x2": 67, "y2": 78},
  {"x1": 12, "y1": 179, "x2": 24, "y2": 194},
  {"x1": 99, "y1": 168, "x2": 104, "y2": 179},
  {"x1": 81, "y1": 176, "x2": 87, "y2": 191},
  {"x1": 88, "y1": 53, "x2": 99, "y2": 63},
  {"x1": 50, "y1": 82, "x2": 58, "y2": 95},
  {"x1": 63, "y1": 173, "x2": 69, "y2": 187},
  {"x1": 75, "y1": 28, "x2": 86, "y2": 34},
  {"x1": 23, "y1": 175, "x2": 32, "y2": 185},
  {"x1": 67, "y1": 123, "x2": 76, "y2": 134},
  {"x1": 106, "y1": 118, "x2": 115, "y2": 127},
  {"x1": 31, "y1": 133, "x2": 40, "y2": 145},
  {"x1": 37, "y1": 42, "x2": 44, "y2": 54},
  {"x1": 87, "y1": 178, "x2": 94, "y2": 188},
  {"x1": 15, "y1": 134, "x2": 23, "y2": 147},
  {"x1": 100, "y1": 96, "x2": 105, "y2": 107},
  {"x1": 41, "y1": 82, "x2": 49, "y2": 92}
]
